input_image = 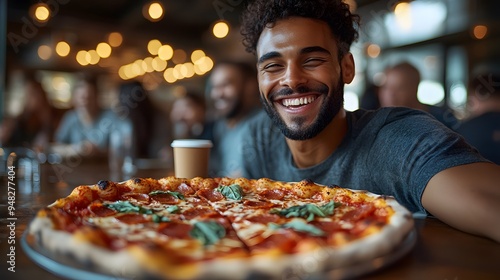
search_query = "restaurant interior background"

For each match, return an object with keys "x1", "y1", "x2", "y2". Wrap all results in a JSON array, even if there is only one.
[{"x1": 1, "y1": 0, "x2": 500, "y2": 129}]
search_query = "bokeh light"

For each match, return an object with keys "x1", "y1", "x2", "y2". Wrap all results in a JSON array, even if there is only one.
[
  {"x1": 55, "y1": 41, "x2": 70, "y2": 57},
  {"x1": 213, "y1": 21, "x2": 229, "y2": 38},
  {"x1": 38, "y1": 45, "x2": 52, "y2": 60},
  {"x1": 33, "y1": 4, "x2": 50, "y2": 22},
  {"x1": 108, "y1": 32, "x2": 123, "y2": 47}
]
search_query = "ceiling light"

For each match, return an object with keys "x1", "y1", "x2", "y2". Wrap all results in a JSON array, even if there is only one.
[
  {"x1": 152, "y1": 57, "x2": 167, "y2": 71},
  {"x1": 55, "y1": 41, "x2": 70, "y2": 57},
  {"x1": 158, "y1": 45, "x2": 174, "y2": 60},
  {"x1": 108, "y1": 32, "x2": 123, "y2": 47},
  {"x1": 164, "y1": 68, "x2": 177, "y2": 83},
  {"x1": 148, "y1": 39, "x2": 162, "y2": 55},
  {"x1": 473, "y1": 25, "x2": 487, "y2": 39},
  {"x1": 366, "y1": 44, "x2": 381, "y2": 58},
  {"x1": 144, "y1": 1, "x2": 164, "y2": 22},
  {"x1": 76, "y1": 50, "x2": 89, "y2": 66},
  {"x1": 96, "y1": 42, "x2": 112, "y2": 58},
  {"x1": 86, "y1": 50, "x2": 100, "y2": 65},
  {"x1": 191, "y1": 50, "x2": 205, "y2": 63},
  {"x1": 32, "y1": 4, "x2": 50, "y2": 23},
  {"x1": 213, "y1": 21, "x2": 229, "y2": 38}
]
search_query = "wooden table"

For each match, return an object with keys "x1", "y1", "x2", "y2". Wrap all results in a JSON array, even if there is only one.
[{"x1": 1, "y1": 162, "x2": 499, "y2": 279}]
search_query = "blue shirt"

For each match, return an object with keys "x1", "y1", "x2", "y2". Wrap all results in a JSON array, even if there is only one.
[
  {"x1": 55, "y1": 109, "x2": 116, "y2": 150},
  {"x1": 242, "y1": 107, "x2": 487, "y2": 213}
]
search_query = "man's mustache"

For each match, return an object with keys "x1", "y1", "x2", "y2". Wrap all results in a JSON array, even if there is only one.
[{"x1": 269, "y1": 84, "x2": 329, "y2": 101}]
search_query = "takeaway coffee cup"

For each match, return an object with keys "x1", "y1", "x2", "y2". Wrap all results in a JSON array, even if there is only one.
[{"x1": 171, "y1": 139, "x2": 213, "y2": 178}]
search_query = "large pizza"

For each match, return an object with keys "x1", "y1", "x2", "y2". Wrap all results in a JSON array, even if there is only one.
[{"x1": 26, "y1": 176, "x2": 414, "y2": 279}]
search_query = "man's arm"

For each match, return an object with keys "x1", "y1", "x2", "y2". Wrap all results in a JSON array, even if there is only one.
[{"x1": 422, "y1": 162, "x2": 500, "y2": 242}]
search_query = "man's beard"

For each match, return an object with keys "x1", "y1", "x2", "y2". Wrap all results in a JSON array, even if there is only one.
[{"x1": 260, "y1": 80, "x2": 344, "y2": 140}]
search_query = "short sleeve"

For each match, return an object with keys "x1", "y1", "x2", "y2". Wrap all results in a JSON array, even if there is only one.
[{"x1": 367, "y1": 109, "x2": 487, "y2": 212}]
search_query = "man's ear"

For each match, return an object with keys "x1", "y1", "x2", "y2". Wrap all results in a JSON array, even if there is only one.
[{"x1": 341, "y1": 53, "x2": 355, "y2": 84}]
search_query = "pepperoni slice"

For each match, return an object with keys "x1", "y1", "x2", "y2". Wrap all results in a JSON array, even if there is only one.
[
  {"x1": 181, "y1": 207, "x2": 218, "y2": 220},
  {"x1": 54, "y1": 208, "x2": 82, "y2": 232},
  {"x1": 259, "y1": 189, "x2": 285, "y2": 200},
  {"x1": 150, "y1": 193, "x2": 179, "y2": 204},
  {"x1": 88, "y1": 203, "x2": 116, "y2": 217},
  {"x1": 309, "y1": 221, "x2": 343, "y2": 233},
  {"x1": 116, "y1": 213, "x2": 149, "y2": 224},
  {"x1": 342, "y1": 204, "x2": 375, "y2": 222},
  {"x1": 121, "y1": 193, "x2": 150, "y2": 203},
  {"x1": 176, "y1": 183, "x2": 195, "y2": 195},
  {"x1": 197, "y1": 188, "x2": 224, "y2": 202},
  {"x1": 243, "y1": 200, "x2": 275, "y2": 208},
  {"x1": 63, "y1": 199, "x2": 92, "y2": 214},
  {"x1": 253, "y1": 231, "x2": 300, "y2": 253},
  {"x1": 245, "y1": 213, "x2": 280, "y2": 224},
  {"x1": 158, "y1": 222, "x2": 192, "y2": 239}
]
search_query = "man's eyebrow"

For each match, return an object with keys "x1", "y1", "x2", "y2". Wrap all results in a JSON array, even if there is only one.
[
  {"x1": 300, "y1": 46, "x2": 331, "y2": 55},
  {"x1": 258, "y1": 51, "x2": 281, "y2": 65}
]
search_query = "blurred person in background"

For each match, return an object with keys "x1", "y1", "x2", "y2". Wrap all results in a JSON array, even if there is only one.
[
  {"x1": 113, "y1": 80, "x2": 170, "y2": 160},
  {"x1": 207, "y1": 60, "x2": 262, "y2": 177},
  {"x1": 456, "y1": 63, "x2": 500, "y2": 165},
  {"x1": 51, "y1": 74, "x2": 114, "y2": 159},
  {"x1": 170, "y1": 91, "x2": 212, "y2": 140},
  {"x1": 379, "y1": 62, "x2": 458, "y2": 129},
  {"x1": 1, "y1": 76, "x2": 55, "y2": 152},
  {"x1": 359, "y1": 84, "x2": 380, "y2": 110}
]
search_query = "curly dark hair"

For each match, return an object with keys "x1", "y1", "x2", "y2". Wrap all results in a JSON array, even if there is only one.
[{"x1": 240, "y1": 0, "x2": 360, "y2": 57}]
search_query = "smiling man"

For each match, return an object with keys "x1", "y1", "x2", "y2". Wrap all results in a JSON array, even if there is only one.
[{"x1": 240, "y1": 0, "x2": 500, "y2": 242}]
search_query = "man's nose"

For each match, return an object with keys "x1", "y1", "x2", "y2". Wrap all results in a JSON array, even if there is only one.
[{"x1": 279, "y1": 64, "x2": 307, "y2": 90}]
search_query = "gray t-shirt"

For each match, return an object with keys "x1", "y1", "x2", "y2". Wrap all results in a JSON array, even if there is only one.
[{"x1": 242, "y1": 107, "x2": 487, "y2": 213}]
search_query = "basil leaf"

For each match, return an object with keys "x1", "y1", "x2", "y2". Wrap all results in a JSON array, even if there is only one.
[
  {"x1": 216, "y1": 184, "x2": 243, "y2": 201},
  {"x1": 270, "y1": 201, "x2": 338, "y2": 222},
  {"x1": 104, "y1": 201, "x2": 153, "y2": 214},
  {"x1": 189, "y1": 221, "x2": 226, "y2": 246},
  {"x1": 152, "y1": 214, "x2": 170, "y2": 223},
  {"x1": 149, "y1": 190, "x2": 185, "y2": 200},
  {"x1": 166, "y1": 205, "x2": 180, "y2": 214},
  {"x1": 269, "y1": 220, "x2": 325, "y2": 236}
]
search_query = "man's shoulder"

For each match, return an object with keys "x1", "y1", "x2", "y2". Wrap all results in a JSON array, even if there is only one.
[{"x1": 350, "y1": 107, "x2": 435, "y2": 130}]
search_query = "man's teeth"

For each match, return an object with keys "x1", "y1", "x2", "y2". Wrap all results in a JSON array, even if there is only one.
[{"x1": 282, "y1": 96, "x2": 316, "y2": 107}]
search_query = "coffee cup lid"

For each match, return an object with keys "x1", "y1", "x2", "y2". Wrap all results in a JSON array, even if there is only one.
[{"x1": 171, "y1": 139, "x2": 213, "y2": 148}]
